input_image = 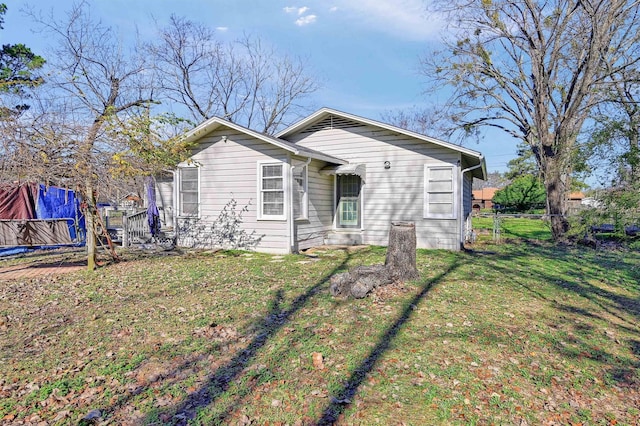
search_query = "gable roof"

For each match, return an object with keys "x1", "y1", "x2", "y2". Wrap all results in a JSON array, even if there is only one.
[
  {"x1": 277, "y1": 107, "x2": 487, "y2": 179},
  {"x1": 181, "y1": 116, "x2": 347, "y2": 165},
  {"x1": 569, "y1": 191, "x2": 585, "y2": 200}
]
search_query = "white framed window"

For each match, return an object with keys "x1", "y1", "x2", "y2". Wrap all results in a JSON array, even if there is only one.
[
  {"x1": 336, "y1": 174, "x2": 361, "y2": 228},
  {"x1": 258, "y1": 161, "x2": 286, "y2": 220},
  {"x1": 179, "y1": 166, "x2": 199, "y2": 216},
  {"x1": 292, "y1": 163, "x2": 308, "y2": 220},
  {"x1": 424, "y1": 165, "x2": 457, "y2": 219}
]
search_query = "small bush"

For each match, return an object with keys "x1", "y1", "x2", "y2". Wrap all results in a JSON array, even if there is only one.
[{"x1": 178, "y1": 198, "x2": 264, "y2": 250}]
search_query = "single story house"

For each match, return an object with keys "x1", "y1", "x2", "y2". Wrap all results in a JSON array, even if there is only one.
[
  {"x1": 567, "y1": 191, "x2": 586, "y2": 215},
  {"x1": 156, "y1": 108, "x2": 486, "y2": 254},
  {"x1": 471, "y1": 187, "x2": 499, "y2": 211}
]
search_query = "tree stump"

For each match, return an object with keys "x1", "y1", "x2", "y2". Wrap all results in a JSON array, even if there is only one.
[
  {"x1": 329, "y1": 222, "x2": 419, "y2": 299},
  {"x1": 385, "y1": 221, "x2": 419, "y2": 281}
]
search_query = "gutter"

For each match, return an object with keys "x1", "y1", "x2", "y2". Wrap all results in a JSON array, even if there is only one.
[{"x1": 459, "y1": 161, "x2": 484, "y2": 249}]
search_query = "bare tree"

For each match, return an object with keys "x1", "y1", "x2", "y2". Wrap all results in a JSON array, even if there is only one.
[
  {"x1": 0, "y1": 100, "x2": 78, "y2": 185},
  {"x1": 422, "y1": 0, "x2": 640, "y2": 241},
  {"x1": 27, "y1": 1, "x2": 154, "y2": 269},
  {"x1": 380, "y1": 106, "x2": 449, "y2": 138},
  {"x1": 472, "y1": 171, "x2": 507, "y2": 190},
  {"x1": 149, "y1": 16, "x2": 320, "y2": 134},
  {"x1": 146, "y1": 15, "x2": 223, "y2": 124}
]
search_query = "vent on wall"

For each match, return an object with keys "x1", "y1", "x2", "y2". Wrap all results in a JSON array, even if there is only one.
[{"x1": 300, "y1": 115, "x2": 364, "y2": 133}]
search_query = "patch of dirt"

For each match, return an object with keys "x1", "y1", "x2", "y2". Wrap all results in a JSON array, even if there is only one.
[
  {"x1": 0, "y1": 247, "x2": 88, "y2": 280},
  {"x1": 0, "y1": 245, "x2": 189, "y2": 280}
]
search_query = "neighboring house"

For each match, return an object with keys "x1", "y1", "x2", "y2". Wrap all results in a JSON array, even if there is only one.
[
  {"x1": 567, "y1": 191, "x2": 586, "y2": 215},
  {"x1": 471, "y1": 188, "x2": 586, "y2": 214},
  {"x1": 471, "y1": 187, "x2": 499, "y2": 211},
  {"x1": 157, "y1": 108, "x2": 486, "y2": 254}
]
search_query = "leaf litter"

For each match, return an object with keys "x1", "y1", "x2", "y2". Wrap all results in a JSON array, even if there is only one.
[{"x1": 0, "y1": 243, "x2": 639, "y2": 425}]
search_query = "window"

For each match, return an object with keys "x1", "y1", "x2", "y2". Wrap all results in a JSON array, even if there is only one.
[
  {"x1": 259, "y1": 162, "x2": 286, "y2": 220},
  {"x1": 292, "y1": 164, "x2": 308, "y2": 220},
  {"x1": 179, "y1": 167, "x2": 199, "y2": 216},
  {"x1": 337, "y1": 174, "x2": 361, "y2": 228},
  {"x1": 424, "y1": 165, "x2": 457, "y2": 219}
]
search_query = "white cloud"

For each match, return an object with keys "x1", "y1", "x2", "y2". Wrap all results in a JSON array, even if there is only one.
[
  {"x1": 216, "y1": 26, "x2": 228, "y2": 32},
  {"x1": 329, "y1": 6, "x2": 338, "y2": 12},
  {"x1": 331, "y1": 0, "x2": 442, "y2": 41},
  {"x1": 283, "y1": 6, "x2": 297, "y2": 13},
  {"x1": 295, "y1": 14, "x2": 317, "y2": 26},
  {"x1": 298, "y1": 6, "x2": 310, "y2": 15}
]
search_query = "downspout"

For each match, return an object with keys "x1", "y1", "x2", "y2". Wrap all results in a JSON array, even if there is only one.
[
  {"x1": 290, "y1": 157, "x2": 312, "y2": 254},
  {"x1": 460, "y1": 161, "x2": 483, "y2": 249}
]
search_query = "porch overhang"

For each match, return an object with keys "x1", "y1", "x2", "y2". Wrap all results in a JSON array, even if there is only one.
[{"x1": 319, "y1": 163, "x2": 366, "y2": 182}]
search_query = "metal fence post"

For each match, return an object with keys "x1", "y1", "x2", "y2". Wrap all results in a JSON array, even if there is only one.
[{"x1": 493, "y1": 212, "x2": 501, "y2": 242}]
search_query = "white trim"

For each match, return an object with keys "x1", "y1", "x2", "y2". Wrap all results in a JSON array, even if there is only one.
[
  {"x1": 257, "y1": 160, "x2": 288, "y2": 221},
  {"x1": 332, "y1": 175, "x2": 337, "y2": 229},
  {"x1": 334, "y1": 174, "x2": 365, "y2": 230},
  {"x1": 423, "y1": 164, "x2": 458, "y2": 219},
  {"x1": 177, "y1": 165, "x2": 200, "y2": 217},
  {"x1": 460, "y1": 162, "x2": 482, "y2": 247},
  {"x1": 181, "y1": 116, "x2": 347, "y2": 165},
  {"x1": 292, "y1": 161, "x2": 309, "y2": 220}
]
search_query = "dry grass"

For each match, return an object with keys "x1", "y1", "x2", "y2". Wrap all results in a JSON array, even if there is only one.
[{"x1": 0, "y1": 241, "x2": 639, "y2": 425}]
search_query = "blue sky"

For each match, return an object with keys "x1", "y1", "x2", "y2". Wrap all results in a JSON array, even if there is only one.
[{"x1": 2, "y1": 0, "x2": 519, "y2": 174}]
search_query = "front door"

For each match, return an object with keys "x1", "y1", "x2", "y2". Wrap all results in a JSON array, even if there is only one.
[{"x1": 337, "y1": 174, "x2": 361, "y2": 228}]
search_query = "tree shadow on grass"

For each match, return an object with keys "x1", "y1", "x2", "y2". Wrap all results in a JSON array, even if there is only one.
[
  {"x1": 488, "y1": 242, "x2": 639, "y2": 324},
  {"x1": 315, "y1": 259, "x2": 460, "y2": 425},
  {"x1": 120, "y1": 248, "x2": 357, "y2": 425},
  {"x1": 474, "y1": 242, "x2": 640, "y2": 388},
  {"x1": 537, "y1": 309, "x2": 640, "y2": 388}
]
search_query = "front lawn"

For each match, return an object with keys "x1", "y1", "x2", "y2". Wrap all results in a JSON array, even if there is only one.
[{"x1": 1, "y1": 242, "x2": 638, "y2": 425}]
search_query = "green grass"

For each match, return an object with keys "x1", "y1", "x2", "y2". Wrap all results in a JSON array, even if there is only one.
[
  {"x1": 0, "y1": 241, "x2": 639, "y2": 425},
  {"x1": 473, "y1": 214, "x2": 553, "y2": 241}
]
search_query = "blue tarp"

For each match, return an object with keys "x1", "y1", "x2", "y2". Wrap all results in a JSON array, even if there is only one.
[
  {"x1": 35, "y1": 184, "x2": 85, "y2": 240},
  {"x1": 0, "y1": 247, "x2": 30, "y2": 257},
  {"x1": 0, "y1": 184, "x2": 85, "y2": 256}
]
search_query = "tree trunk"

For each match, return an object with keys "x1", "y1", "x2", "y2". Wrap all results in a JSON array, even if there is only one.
[
  {"x1": 85, "y1": 178, "x2": 97, "y2": 271},
  {"x1": 542, "y1": 156, "x2": 570, "y2": 241},
  {"x1": 329, "y1": 222, "x2": 419, "y2": 299}
]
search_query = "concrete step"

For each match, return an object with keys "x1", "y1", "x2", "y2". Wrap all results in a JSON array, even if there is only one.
[{"x1": 324, "y1": 231, "x2": 363, "y2": 245}]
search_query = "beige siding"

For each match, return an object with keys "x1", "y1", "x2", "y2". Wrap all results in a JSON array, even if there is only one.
[
  {"x1": 286, "y1": 125, "x2": 463, "y2": 250},
  {"x1": 294, "y1": 158, "x2": 334, "y2": 250},
  {"x1": 463, "y1": 173, "x2": 473, "y2": 219},
  {"x1": 155, "y1": 177, "x2": 174, "y2": 229},
  {"x1": 176, "y1": 127, "x2": 291, "y2": 254}
]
